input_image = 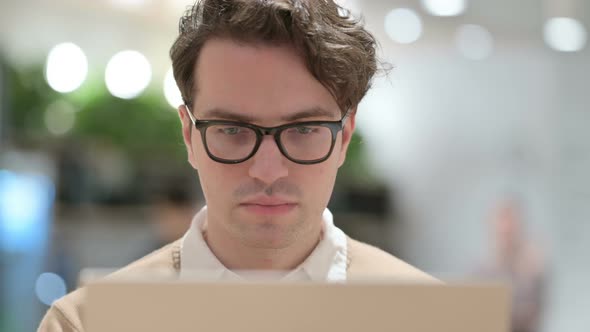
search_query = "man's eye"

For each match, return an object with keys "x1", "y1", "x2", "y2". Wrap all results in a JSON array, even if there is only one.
[
  {"x1": 220, "y1": 127, "x2": 242, "y2": 135},
  {"x1": 295, "y1": 126, "x2": 313, "y2": 134}
]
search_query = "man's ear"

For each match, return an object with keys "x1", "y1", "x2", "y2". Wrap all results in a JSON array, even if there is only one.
[
  {"x1": 178, "y1": 105, "x2": 199, "y2": 170},
  {"x1": 338, "y1": 109, "x2": 356, "y2": 168}
]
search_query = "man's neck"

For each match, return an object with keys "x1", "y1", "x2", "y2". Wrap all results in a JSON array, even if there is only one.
[{"x1": 203, "y1": 218, "x2": 322, "y2": 271}]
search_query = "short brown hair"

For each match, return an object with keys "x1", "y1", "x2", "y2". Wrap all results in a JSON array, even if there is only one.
[{"x1": 170, "y1": 0, "x2": 380, "y2": 115}]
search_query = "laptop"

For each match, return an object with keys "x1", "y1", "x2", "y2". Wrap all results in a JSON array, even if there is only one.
[{"x1": 86, "y1": 281, "x2": 509, "y2": 332}]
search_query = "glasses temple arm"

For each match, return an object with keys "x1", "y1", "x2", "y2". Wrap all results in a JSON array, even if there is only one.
[{"x1": 184, "y1": 105, "x2": 197, "y2": 124}]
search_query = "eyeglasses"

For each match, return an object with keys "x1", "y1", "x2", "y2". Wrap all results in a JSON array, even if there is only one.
[{"x1": 184, "y1": 106, "x2": 351, "y2": 165}]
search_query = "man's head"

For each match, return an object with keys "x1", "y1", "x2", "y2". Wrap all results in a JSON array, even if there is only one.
[{"x1": 170, "y1": 0, "x2": 379, "y2": 250}]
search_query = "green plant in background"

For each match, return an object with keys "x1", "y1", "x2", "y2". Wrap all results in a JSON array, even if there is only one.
[
  {"x1": 5, "y1": 65, "x2": 60, "y2": 143},
  {"x1": 6, "y1": 63, "x2": 185, "y2": 162},
  {"x1": 74, "y1": 87, "x2": 184, "y2": 161},
  {"x1": 336, "y1": 130, "x2": 381, "y2": 188}
]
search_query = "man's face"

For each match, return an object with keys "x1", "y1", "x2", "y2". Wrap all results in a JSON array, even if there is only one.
[{"x1": 179, "y1": 38, "x2": 355, "y2": 249}]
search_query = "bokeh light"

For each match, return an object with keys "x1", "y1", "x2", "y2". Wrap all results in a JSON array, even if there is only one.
[
  {"x1": 421, "y1": 0, "x2": 467, "y2": 17},
  {"x1": 164, "y1": 68, "x2": 184, "y2": 110},
  {"x1": 384, "y1": 8, "x2": 423, "y2": 44},
  {"x1": 108, "y1": 0, "x2": 149, "y2": 10},
  {"x1": 44, "y1": 100, "x2": 76, "y2": 136},
  {"x1": 35, "y1": 273, "x2": 67, "y2": 306},
  {"x1": 105, "y1": 50, "x2": 152, "y2": 99},
  {"x1": 334, "y1": 0, "x2": 361, "y2": 18},
  {"x1": 0, "y1": 170, "x2": 54, "y2": 252},
  {"x1": 543, "y1": 17, "x2": 587, "y2": 52},
  {"x1": 45, "y1": 42, "x2": 88, "y2": 93}
]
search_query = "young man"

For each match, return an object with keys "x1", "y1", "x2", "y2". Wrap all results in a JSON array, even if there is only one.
[{"x1": 39, "y1": 0, "x2": 437, "y2": 330}]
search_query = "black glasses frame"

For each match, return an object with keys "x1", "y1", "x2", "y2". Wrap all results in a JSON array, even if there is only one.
[{"x1": 184, "y1": 106, "x2": 350, "y2": 165}]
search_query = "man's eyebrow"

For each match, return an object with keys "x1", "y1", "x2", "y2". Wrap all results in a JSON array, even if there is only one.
[
  {"x1": 200, "y1": 108, "x2": 256, "y2": 122},
  {"x1": 280, "y1": 107, "x2": 339, "y2": 122},
  {"x1": 200, "y1": 107, "x2": 339, "y2": 123}
]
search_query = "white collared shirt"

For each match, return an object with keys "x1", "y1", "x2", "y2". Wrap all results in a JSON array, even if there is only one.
[{"x1": 180, "y1": 206, "x2": 347, "y2": 281}]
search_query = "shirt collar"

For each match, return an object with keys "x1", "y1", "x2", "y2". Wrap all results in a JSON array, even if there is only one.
[{"x1": 180, "y1": 206, "x2": 347, "y2": 282}]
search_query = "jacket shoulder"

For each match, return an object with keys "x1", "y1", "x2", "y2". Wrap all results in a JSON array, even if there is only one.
[
  {"x1": 347, "y1": 237, "x2": 440, "y2": 283},
  {"x1": 38, "y1": 239, "x2": 181, "y2": 332}
]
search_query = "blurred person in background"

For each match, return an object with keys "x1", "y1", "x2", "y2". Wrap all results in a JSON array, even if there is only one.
[
  {"x1": 38, "y1": 0, "x2": 439, "y2": 330},
  {"x1": 475, "y1": 199, "x2": 548, "y2": 332}
]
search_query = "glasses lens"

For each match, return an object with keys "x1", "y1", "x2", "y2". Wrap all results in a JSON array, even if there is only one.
[
  {"x1": 205, "y1": 124, "x2": 257, "y2": 160},
  {"x1": 280, "y1": 125, "x2": 333, "y2": 161}
]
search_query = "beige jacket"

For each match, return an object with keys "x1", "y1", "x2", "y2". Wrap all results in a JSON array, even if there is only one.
[{"x1": 38, "y1": 237, "x2": 438, "y2": 332}]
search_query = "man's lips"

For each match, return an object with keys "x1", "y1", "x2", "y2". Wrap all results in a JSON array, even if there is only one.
[
  {"x1": 240, "y1": 197, "x2": 297, "y2": 206},
  {"x1": 239, "y1": 197, "x2": 298, "y2": 215}
]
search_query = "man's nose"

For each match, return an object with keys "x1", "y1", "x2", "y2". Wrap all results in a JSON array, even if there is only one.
[{"x1": 248, "y1": 135, "x2": 289, "y2": 185}]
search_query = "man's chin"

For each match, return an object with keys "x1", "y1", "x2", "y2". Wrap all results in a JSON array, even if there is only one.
[
  {"x1": 240, "y1": 231, "x2": 297, "y2": 250},
  {"x1": 233, "y1": 220, "x2": 300, "y2": 249}
]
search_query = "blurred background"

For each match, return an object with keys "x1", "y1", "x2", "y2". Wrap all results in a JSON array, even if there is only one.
[{"x1": 0, "y1": 0, "x2": 588, "y2": 331}]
